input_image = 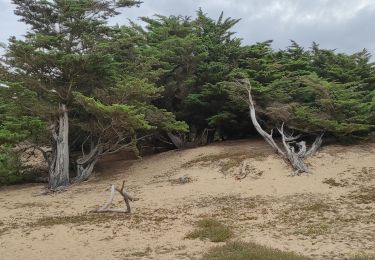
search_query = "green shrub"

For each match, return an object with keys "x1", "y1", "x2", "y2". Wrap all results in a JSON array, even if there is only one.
[
  {"x1": 186, "y1": 218, "x2": 233, "y2": 242},
  {"x1": 202, "y1": 241, "x2": 311, "y2": 260},
  {"x1": 0, "y1": 145, "x2": 25, "y2": 185}
]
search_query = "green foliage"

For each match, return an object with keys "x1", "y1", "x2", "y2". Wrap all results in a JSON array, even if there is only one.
[
  {"x1": 2, "y1": 3, "x2": 375, "y2": 185},
  {"x1": 202, "y1": 241, "x2": 311, "y2": 260},
  {"x1": 134, "y1": 10, "x2": 248, "y2": 141},
  {"x1": 232, "y1": 41, "x2": 375, "y2": 139},
  {"x1": 0, "y1": 84, "x2": 46, "y2": 145},
  {"x1": 185, "y1": 218, "x2": 233, "y2": 242},
  {"x1": 0, "y1": 146, "x2": 24, "y2": 185}
]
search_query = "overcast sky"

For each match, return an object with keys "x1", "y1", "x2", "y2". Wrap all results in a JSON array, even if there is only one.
[{"x1": 1, "y1": 0, "x2": 375, "y2": 56}]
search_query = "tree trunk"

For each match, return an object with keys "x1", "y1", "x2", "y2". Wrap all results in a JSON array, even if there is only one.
[
  {"x1": 48, "y1": 104, "x2": 70, "y2": 190},
  {"x1": 74, "y1": 144, "x2": 101, "y2": 183},
  {"x1": 75, "y1": 157, "x2": 98, "y2": 182},
  {"x1": 167, "y1": 132, "x2": 185, "y2": 149}
]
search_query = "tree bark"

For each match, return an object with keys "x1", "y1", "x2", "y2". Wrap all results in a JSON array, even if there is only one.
[
  {"x1": 74, "y1": 145, "x2": 100, "y2": 183},
  {"x1": 167, "y1": 132, "x2": 185, "y2": 149},
  {"x1": 48, "y1": 104, "x2": 70, "y2": 190}
]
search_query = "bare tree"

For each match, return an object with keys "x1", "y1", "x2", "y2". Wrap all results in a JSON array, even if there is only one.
[{"x1": 236, "y1": 79, "x2": 324, "y2": 175}]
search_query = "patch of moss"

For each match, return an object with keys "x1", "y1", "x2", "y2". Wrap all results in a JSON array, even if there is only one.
[
  {"x1": 348, "y1": 254, "x2": 375, "y2": 260},
  {"x1": 202, "y1": 241, "x2": 312, "y2": 260},
  {"x1": 31, "y1": 213, "x2": 130, "y2": 228},
  {"x1": 186, "y1": 218, "x2": 233, "y2": 242}
]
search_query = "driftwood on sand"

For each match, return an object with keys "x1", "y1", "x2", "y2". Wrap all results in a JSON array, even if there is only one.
[{"x1": 94, "y1": 181, "x2": 136, "y2": 213}]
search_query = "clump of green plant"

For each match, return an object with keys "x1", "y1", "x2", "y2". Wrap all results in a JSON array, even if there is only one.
[
  {"x1": 0, "y1": 145, "x2": 25, "y2": 185},
  {"x1": 0, "y1": 145, "x2": 46, "y2": 185},
  {"x1": 185, "y1": 218, "x2": 233, "y2": 242},
  {"x1": 348, "y1": 254, "x2": 375, "y2": 260},
  {"x1": 202, "y1": 241, "x2": 312, "y2": 260}
]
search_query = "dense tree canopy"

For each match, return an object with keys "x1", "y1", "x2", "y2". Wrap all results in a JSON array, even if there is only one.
[{"x1": 1, "y1": 1, "x2": 374, "y2": 186}]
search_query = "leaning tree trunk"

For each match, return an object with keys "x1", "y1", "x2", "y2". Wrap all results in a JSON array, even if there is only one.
[
  {"x1": 48, "y1": 104, "x2": 70, "y2": 190},
  {"x1": 74, "y1": 144, "x2": 101, "y2": 183},
  {"x1": 167, "y1": 132, "x2": 185, "y2": 149},
  {"x1": 237, "y1": 79, "x2": 323, "y2": 175}
]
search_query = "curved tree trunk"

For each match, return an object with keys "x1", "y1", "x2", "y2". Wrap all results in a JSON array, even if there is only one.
[
  {"x1": 48, "y1": 104, "x2": 70, "y2": 190},
  {"x1": 167, "y1": 132, "x2": 185, "y2": 149},
  {"x1": 237, "y1": 79, "x2": 324, "y2": 175},
  {"x1": 74, "y1": 145, "x2": 101, "y2": 183}
]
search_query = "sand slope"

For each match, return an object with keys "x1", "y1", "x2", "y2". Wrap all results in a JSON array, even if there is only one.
[{"x1": 0, "y1": 139, "x2": 374, "y2": 259}]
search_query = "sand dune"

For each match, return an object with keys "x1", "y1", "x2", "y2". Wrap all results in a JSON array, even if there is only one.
[{"x1": 0, "y1": 139, "x2": 374, "y2": 259}]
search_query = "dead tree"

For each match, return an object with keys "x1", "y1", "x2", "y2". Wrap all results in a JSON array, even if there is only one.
[
  {"x1": 237, "y1": 79, "x2": 324, "y2": 175},
  {"x1": 94, "y1": 181, "x2": 135, "y2": 213}
]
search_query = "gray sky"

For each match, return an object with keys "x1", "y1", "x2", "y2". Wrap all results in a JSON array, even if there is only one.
[{"x1": 1, "y1": 0, "x2": 375, "y2": 56}]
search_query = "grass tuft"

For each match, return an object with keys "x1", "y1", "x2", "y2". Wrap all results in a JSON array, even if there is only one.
[
  {"x1": 185, "y1": 218, "x2": 232, "y2": 242},
  {"x1": 348, "y1": 254, "x2": 375, "y2": 260},
  {"x1": 202, "y1": 241, "x2": 311, "y2": 260}
]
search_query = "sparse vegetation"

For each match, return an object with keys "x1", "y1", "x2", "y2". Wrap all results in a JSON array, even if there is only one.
[
  {"x1": 31, "y1": 214, "x2": 130, "y2": 228},
  {"x1": 348, "y1": 254, "x2": 375, "y2": 260},
  {"x1": 323, "y1": 178, "x2": 347, "y2": 187},
  {"x1": 182, "y1": 151, "x2": 266, "y2": 174},
  {"x1": 350, "y1": 187, "x2": 375, "y2": 204},
  {"x1": 186, "y1": 218, "x2": 233, "y2": 242},
  {"x1": 0, "y1": 1, "x2": 375, "y2": 259},
  {"x1": 299, "y1": 223, "x2": 331, "y2": 237},
  {"x1": 202, "y1": 241, "x2": 311, "y2": 260}
]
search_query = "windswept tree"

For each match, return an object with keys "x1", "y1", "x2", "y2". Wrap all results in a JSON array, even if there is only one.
[
  {"x1": 233, "y1": 78, "x2": 323, "y2": 175},
  {"x1": 3, "y1": 0, "x2": 186, "y2": 189},
  {"x1": 134, "y1": 10, "x2": 251, "y2": 144},
  {"x1": 4, "y1": 0, "x2": 142, "y2": 189},
  {"x1": 237, "y1": 41, "x2": 375, "y2": 140}
]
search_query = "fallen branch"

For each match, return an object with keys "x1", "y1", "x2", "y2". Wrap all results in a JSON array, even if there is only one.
[{"x1": 94, "y1": 181, "x2": 136, "y2": 213}]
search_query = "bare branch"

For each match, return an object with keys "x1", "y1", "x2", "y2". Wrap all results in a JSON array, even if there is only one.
[{"x1": 94, "y1": 182, "x2": 136, "y2": 214}]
